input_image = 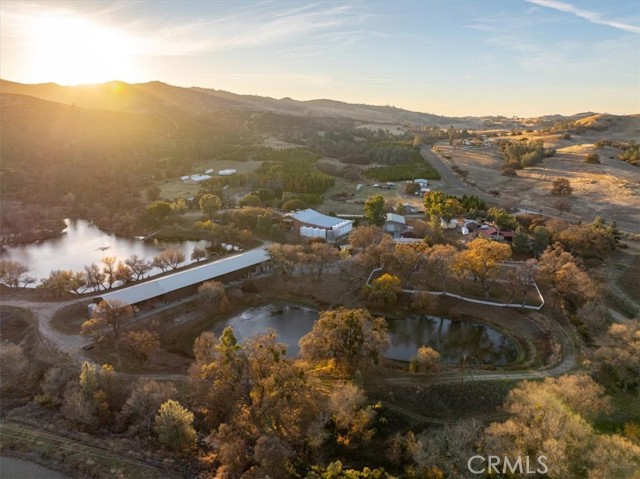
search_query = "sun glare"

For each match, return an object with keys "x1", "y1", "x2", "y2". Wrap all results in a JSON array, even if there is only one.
[{"x1": 24, "y1": 12, "x2": 135, "y2": 85}]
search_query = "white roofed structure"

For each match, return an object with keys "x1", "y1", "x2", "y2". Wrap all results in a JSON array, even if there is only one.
[
  {"x1": 290, "y1": 209, "x2": 353, "y2": 241},
  {"x1": 291, "y1": 209, "x2": 346, "y2": 229},
  {"x1": 385, "y1": 213, "x2": 406, "y2": 225},
  {"x1": 100, "y1": 248, "x2": 269, "y2": 306}
]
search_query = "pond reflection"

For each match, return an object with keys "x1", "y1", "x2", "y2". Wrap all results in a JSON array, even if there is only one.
[{"x1": 212, "y1": 305, "x2": 517, "y2": 365}]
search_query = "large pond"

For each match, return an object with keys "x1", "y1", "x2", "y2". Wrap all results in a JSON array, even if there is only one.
[
  {"x1": 213, "y1": 304, "x2": 518, "y2": 365},
  {"x1": 0, "y1": 219, "x2": 208, "y2": 282}
]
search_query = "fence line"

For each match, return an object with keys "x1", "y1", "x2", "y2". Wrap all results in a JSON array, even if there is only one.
[{"x1": 365, "y1": 263, "x2": 545, "y2": 311}]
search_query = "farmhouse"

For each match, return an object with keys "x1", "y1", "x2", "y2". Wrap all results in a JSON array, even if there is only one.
[
  {"x1": 410, "y1": 178, "x2": 430, "y2": 195},
  {"x1": 384, "y1": 213, "x2": 409, "y2": 237},
  {"x1": 289, "y1": 208, "x2": 353, "y2": 241},
  {"x1": 479, "y1": 226, "x2": 514, "y2": 242},
  {"x1": 98, "y1": 248, "x2": 269, "y2": 308},
  {"x1": 401, "y1": 203, "x2": 421, "y2": 214}
]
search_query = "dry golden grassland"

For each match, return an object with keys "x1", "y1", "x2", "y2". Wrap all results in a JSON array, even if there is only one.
[{"x1": 435, "y1": 135, "x2": 640, "y2": 233}]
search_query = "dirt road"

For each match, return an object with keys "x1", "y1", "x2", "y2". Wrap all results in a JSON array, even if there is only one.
[{"x1": 0, "y1": 297, "x2": 91, "y2": 364}]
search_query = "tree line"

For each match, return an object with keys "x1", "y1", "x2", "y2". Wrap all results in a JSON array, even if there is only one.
[{"x1": 0, "y1": 247, "x2": 208, "y2": 296}]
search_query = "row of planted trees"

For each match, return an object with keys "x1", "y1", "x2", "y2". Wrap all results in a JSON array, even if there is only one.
[{"x1": 0, "y1": 246, "x2": 209, "y2": 296}]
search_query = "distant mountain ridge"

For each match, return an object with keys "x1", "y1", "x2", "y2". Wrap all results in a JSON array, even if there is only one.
[{"x1": 0, "y1": 79, "x2": 635, "y2": 128}]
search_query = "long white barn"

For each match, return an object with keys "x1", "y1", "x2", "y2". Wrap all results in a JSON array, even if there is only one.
[{"x1": 100, "y1": 247, "x2": 269, "y2": 306}]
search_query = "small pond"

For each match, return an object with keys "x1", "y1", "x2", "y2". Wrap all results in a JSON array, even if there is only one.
[
  {"x1": 213, "y1": 304, "x2": 518, "y2": 365},
  {"x1": 0, "y1": 219, "x2": 208, "y2": 283}
]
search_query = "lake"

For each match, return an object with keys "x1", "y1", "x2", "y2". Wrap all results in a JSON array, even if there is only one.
[
  {"x1": 0, "y1": 219, "x2": 208, "y2": 283},
  {"x1": 213, "y1": 304, "x2": 518, "y2": 365}
]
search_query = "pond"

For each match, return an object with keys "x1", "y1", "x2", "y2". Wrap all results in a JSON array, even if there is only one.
[
  {"x1": 0, "y1": 219, "x2": 208, "y2": 283},
  {"x1": 213, "y1": 304, "x2": 518, "y2": 365}
]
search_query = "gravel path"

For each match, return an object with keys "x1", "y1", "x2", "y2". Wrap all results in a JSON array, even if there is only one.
[{"x1": 0, "y1": 297, "x2": 90, "y2": 364}]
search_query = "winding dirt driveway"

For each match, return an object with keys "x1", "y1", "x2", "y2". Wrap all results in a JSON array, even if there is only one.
[
  {"x1": 0, "y1": 287, "x2": 578, "y2": 386},
  {"x1": 0, "y1": 297, "x2": 92, "y2": 364}
]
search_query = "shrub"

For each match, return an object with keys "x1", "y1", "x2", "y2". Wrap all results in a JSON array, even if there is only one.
[{"x1": 585, "y1": 153, "x2": 600, "y2": 164}]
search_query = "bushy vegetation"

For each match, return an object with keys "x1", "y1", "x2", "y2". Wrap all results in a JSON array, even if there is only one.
[
  {"x1": 499, "y1": 139, "x2": 555, "y2": 170},
  {"x1": 620, "y1": 142, "x2": 640, "y2": 166},
  {"x1": 423, "y1": 192, "x2": 486, "y2": 220},
  {"x1": 253, "y1": 150, "x2": 334, "y2": 195},
  {"x1": 0, "y1": 93, "x2": 249, "y2": 239},
  {"x1": 595, "y1": 139, "x2": 639, "y2": 166},
  {"x1": 362, "y1": 145, "x2": 440, "y2": 181}
]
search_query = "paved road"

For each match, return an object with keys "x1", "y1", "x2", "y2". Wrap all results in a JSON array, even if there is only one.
[
  {"x1": 420, "y1": 145, "x2": 497, "y2": 205},
  {"x1": 420, "y1": 145, "x2": 466, "y2": 189}
]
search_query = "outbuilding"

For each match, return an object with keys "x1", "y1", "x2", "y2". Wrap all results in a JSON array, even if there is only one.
[
  {"x1": 290, "y1": 208, "x2": 353, "y2": 242},
  {"x1": 384, "y1": 213, "x2": 408, "y2": 237},
  {"x1": 99, "y1": 248, "x2": 269, "y2": 309}
]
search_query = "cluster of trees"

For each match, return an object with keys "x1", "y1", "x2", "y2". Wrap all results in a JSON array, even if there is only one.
[
  {"x1": 348, "y1": 222, "x2": 605, "y2": 308},
  {"x1": 0, "y1": 259, "x2": 34, "y2": 288},
  {"x1": 35, "y1": 249, "x2": 192, "y2": 297},
  {"x1": 346, "y1": 226, "x2": 531, "y2": 304},
  {"x1": 305, "y1": 129, "x2": 415, "y2": 165},
  {"x1": 183, "y1": 309, "x2": 388, "y2": 475},
  {"x1": 194, "y1": 220, "x2": 253, "y2": 247},
  {"x1": 0, "y1": 91, "x2": 255, "y2": 240},
  {"x1": 267, "y1": 241, "x2": 340, "y2": 281},
  {"x1": 536, "y1": 244, "x2": 600, "y2": 311},
  {"x1": 423, "y1": 192, "x2": 487, "y2": 220},
  {"x1": 253, "y1": 151, "x2": 334, "y2": 196},
  {"x1": 6, "y1": 326, "x2": 638, "y2": 479},
  {"x1": 619, "y1": 142, "x2": 640, "y2": 165},
  {"x1": 79, "y1": 299, "x2": 161, "y2": 365},
  {"x1": 499, "y1": 139, "x2": 555, "y2": 174},
  {"x1": 595, "y1": 139, "x2": 639, "y2": 166},
  {"x1": 0, "y1": 203, "x2": 67, "y2": 245},
  {"x1": 2, "y1": 245, "x2": 211, "y2": 295},
  {"x1": 358, "y1": 143, "x2": 440, "y2": 182},
  {"x1": 380, "y1": 373, "x2": 640, "y2": 478}
]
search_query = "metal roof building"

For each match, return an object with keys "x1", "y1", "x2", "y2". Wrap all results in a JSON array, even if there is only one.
[
  {"x1": 100, "y1": 247, "x2": 269, "y2": 306},
  {"x1": 290, "y1": 209, "x2": 353, "y2": 241},
  {"x1": 290, "y1": 209, "x2": 346, "y2": 229}
]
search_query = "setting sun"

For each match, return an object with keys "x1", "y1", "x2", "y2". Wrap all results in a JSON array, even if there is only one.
[{"x1": 24, "y1": 12, "x2": 135, "y2": 85}]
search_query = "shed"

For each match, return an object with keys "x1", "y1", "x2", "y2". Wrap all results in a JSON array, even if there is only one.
[
  {"x1": 384, "y1": 213, "x2": 406, "y2": 233},
  {"x1": 290, "y1": 209, "x2": 353, "y2": 241}
]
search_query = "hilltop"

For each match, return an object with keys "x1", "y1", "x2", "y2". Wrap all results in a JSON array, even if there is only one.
[{"x1": 0, "y1": 79, "x2": 454, "y2": 126}]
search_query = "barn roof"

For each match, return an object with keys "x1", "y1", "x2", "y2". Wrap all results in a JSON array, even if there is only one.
[
  {"x1": 385, "y1": 213, "x2": 406, "y2": 225},
  {"x1": 290, "y1": 209, "x2": 349, "y2": 229},
  {"x1": 100, "y1": 248, "x2": 269, "y2": 306}
]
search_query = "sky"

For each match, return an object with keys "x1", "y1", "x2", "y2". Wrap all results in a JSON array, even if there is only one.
[{"x1": 1, "y1": 0, "x2": 639, "y2": 117}]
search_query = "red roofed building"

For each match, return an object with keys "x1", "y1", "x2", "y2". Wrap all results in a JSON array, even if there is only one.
[{"x1": 478, "y1": 226, "x2": 514, "y2": 242}]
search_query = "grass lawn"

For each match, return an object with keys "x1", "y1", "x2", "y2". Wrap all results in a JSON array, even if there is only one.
[{"x1": 318, "y1": 176, "x2": 406, "y2": 215}]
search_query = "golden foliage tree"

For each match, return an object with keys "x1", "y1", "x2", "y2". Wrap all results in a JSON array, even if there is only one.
[
  {"x1": 454, "y1": 238, "x2": 511, "y2": 298},
  {"x1": 299, "y1": 308, "x2": 390, "y2": 373}
]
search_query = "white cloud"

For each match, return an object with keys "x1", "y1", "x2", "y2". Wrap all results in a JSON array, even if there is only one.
[
  {"x1": 525, "y1": 0, "x2": 640, "y2": 34},
  {"x1": 1, "y1": 1, "x2": 367, "y2": 57}
]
